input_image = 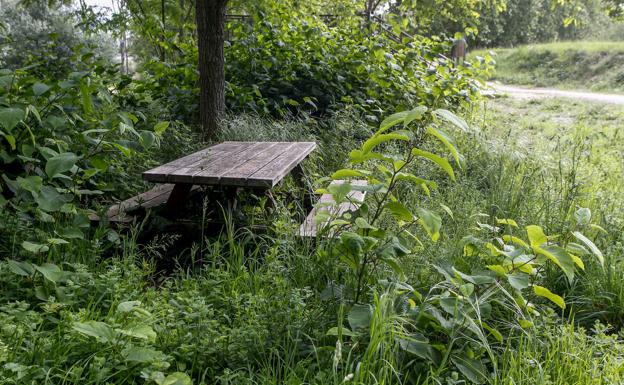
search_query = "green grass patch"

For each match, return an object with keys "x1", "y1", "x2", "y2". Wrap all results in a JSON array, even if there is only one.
[{"x1": 471, "y1": 41, "x2": 624, "y2": 92}]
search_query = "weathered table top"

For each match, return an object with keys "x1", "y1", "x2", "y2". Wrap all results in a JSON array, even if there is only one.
[{"x1": 143, "y1": 141, "x2": 316, "y2": 188}]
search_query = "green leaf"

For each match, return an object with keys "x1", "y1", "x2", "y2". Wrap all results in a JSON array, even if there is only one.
[
  {"x1": 33, "y1": 82, "x2": 50, "y2": 96},
  {"x1": 348, "y1": 304, "x2": 372, "y2": 331},
  {"x1": 16, "y1": 175, "x2": 42, "y2": 196},
  {"x1": 451, "y1": 354, "x2": 487, "y2": 384},
  {"x1": 35, "y1": 185, "x2": 69, "y2": 212},
  {"x1": 140, "y1": 130, "x2": 156, "y2": 148},
  {"x1": 6, "y1": 260, "x2": 34, "y2": 277},
  {"x1": 507, "y1": 273, "x2": 529, "y2": 291},
  {"x1": 533, "y1": 285, "x2": 565, "y2": 309},
  {"x1": 526, "y1": 225, "x2": 547, "y2": 248},
  {"x1": 340, "y1": 232, "x2": 366, "y2": 255},
  {"x1": 119, "y1": 324, "x2": 157, "y2": 342},
  {"x1": 154, "y1": 121, "x2": 170, "y2": 135},
  {"x1": 45, "y1": 152, "x2": 79, "y2": 178},
  {"x1": 416, "y1": 208, "x2": 442, "y2": 242},
  {"x1": 411, "y1": 148, "x2": 455, "y2": 181},
  {"x1": 399, "y1": 336, "x2": 440, "y2": 364},
  {"x1": 47, "y1": 237, "x2": 69, "y2": 245},
  {"x1": 537, "y1": 245, "x2": 576, "y2": 284},
  {"x1": 434, "y1": 109, "x2": 469, "y2": 132},
  {"x1": 73, "y1": 321, "x2": 116, "y2": 342},
  {"x1": 385, "y1": 201, "x2": 414, "y2": 222},
  {"x1": 34, "y1": 263, "x2": 63, "y2": 283},
  {"x1": 3, "y1": 134, "x2": 15, "y2": 150},
  {"x1": 378, "y1": 111, "x2": 408, "y2": 134},
  {"x1": 122, "y1": 347, "x2": 167, "y2": 363},
  {"x1": 497, "y1": 218, "x2": 518, "y2": 227},
  {"x1": 331, "y1": 169, "x2": 366, "y2": 179},
  {"x1": 22, "y1": 241, "x2": 49, "y2": 253},
  {"x1": 361, "y1": 133, "x2": 410, "y2": 154},
  {"x1": 162, "y1": 372, "x2": 193, "y2": 385},
  {"x1": 80, "y1": 83, "x2": 93, "y2": 114},
  {"x1": 572, "y1": 231, "x2": 603, "y2": 267},
  {"x1": 117, "y1": 300, "x2": 142, "y2": 314},
  {"x1": 574, "y1": 207, "x2": 591, "y2": 226},
  {"x1": 403, "y1": 105, "x2": 428, "y2": 127},
  {"x1": 425, "y1": 126, "x2": 461, "y2": 166},
  {"x1": 0, "y1": 107, "x2": 25, "y2": 131}
]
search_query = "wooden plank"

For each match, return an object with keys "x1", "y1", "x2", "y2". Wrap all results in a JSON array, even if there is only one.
[
  {"x1": 299, "y1": 180, "x2": 367, "y2": 237},
  {"x1": 106, "y1": 183, "x2": 175, "y2": 217},
  {"x1": 168, "y1": 142, "x2": 260, "y2": 183},
  {"x1": 215, "y1": 142, "x2": 296, "y2": 186},
  {"x1": 143, "y1": 142, "x2": 248, "y2": 183},
  {"x1": 247, "y1": 142, "x2": 317, "y2": 187},
  {"x1": 192, "y1": 142, "x2": 285, "y2": 184}
]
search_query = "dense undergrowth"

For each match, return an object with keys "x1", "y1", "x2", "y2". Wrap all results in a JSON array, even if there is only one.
[
  {"x1": 474, "y1": 41, "x2": 624, "y2": 92},
  {"x1": 2, "y1": 2, "x2": 624, "y2": 385}
]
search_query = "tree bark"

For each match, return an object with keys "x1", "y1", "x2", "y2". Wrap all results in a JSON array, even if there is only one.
[{"x1": 196, "y1": 0, "x2": 228, "y2": 139}]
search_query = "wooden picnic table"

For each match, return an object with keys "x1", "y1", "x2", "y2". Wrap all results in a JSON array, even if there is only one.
[{"x1": 141, "y1": 141, "x2": 317, "y2": 217}]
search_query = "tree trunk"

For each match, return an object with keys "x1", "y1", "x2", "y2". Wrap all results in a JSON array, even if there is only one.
[{"x1": 196, "y1": 0, "x2": 228, "y2": 139}]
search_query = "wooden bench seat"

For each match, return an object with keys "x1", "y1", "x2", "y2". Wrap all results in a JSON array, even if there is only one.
[
  {"x1": 92, "y1": 184, "x2": 198, "y2": 223},
  {"x1": 299, "y1": 180, "x2": 367, "y2": 237}
]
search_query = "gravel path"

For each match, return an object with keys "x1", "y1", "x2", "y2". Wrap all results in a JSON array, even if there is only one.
[{"x1": 488, "y1": 83, "x2": 624, "y2": 105}]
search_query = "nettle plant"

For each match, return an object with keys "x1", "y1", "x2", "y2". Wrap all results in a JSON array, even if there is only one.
[
  {"x1": 319, "y1": 108, "x2": 605, "y2": 383},
  {"x1": 0, "y1": 65, "x2": 168, "y2": 256}
]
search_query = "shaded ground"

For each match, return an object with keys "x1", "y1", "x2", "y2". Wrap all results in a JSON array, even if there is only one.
[{"x1": 489, "y1": 82, "x2": 624, "y2": 105}]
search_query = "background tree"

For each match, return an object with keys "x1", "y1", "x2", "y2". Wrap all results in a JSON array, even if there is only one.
[{"x1": 195, "y1": 0, "x2": 228, "y2": 138}]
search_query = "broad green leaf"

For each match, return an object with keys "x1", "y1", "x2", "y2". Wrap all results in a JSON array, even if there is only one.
[
  {"x1": 487, "y1": 264, "x2": 509, "y2": 276},
  {"x1": 348, "y1": 304, "x2": 372, "y2": 331},
  {"x1": 574, "y1": 207, "x2": 591, "y2": 226},
  {"x1": 73, "y1": 321, "x2": 116, "y2": 342},
  {"x1": 154, "y1": 121, "x2": 170, "y2": 135},
  {"x1": 416, "y1": 208, "x2": 442, "y2": 242},
  {"x1": 22, "y1": 241, "x2": 49, "y2": 253},
  {"x1": 0, "y1": 107, "x2": 25, "y2": 131},
  {"x1": 6, "y1": 260, "x2": 34, "y2": 276},
  {"x1": 16, "y1": 175, "x2": 42, "y2": 195},
  {"x1": 537, "y1": 245, "x2": 576, "y2": 283},
  {"x1": 411, "y1": 148, "x2": 455, "y2": 181},
  {"x1": 566, "y1": 242, "x2": 589, "y2": 256},
  {"x1": 162, "y1": 372, "x2": 193, "y2": 385},
  {"x1": 434, "y1": 109, "x2": 469, "y2": 132},
  {"x1": 34, "y1": 263, "x2": 63, "y2": 283},
  {"x1": 425, "y1": 126, "x2": 460, "y2": 166},
  {"x1": 117, "y1": 300, "x2": 142, "y2": 314},
  {"x1": 80, "y1": 83, "x2": 93, "y2": 114},
  {"x1": 361, "y1": 133, "x2": 409, "y2": 154},
  {"x1": 35, "y1": 185, "x2": 69, "y2": 212},
  {"x1": 340, "y1": 232, "x2": 366, "y2": 255},
  {"x1": 399, "y1": 337, "x2": 440, "y2": 364},
  {"x1": 331, "y1": 169, "x2": 366, "y2": 179},
  {"x1": 502, "y1": 235, "x2": 529, "y2": 249},
  {"x1": 33, "y1": 82, "x2": 50, "y2": 96},
  {"x1": 385, "y1": 201, "x2": 414, "y2": 222},
  {"x1": 3, "y1": 134, "x2": 15, "y2": 150},
  {"x1": 533, "y1": 285, "x2": 565, "y2": 309},
  {"x1": 497, "y1": 218, "x2": 518, "y2": 227},
  {"x1": 507, "y1": 273, "x2": 529, "y2": 291},
  {"x1": 526, "y1": 225, "x2": 547, "y2": 248},
  {"x1": 140, "y1": 130, "x2": 156, "y2": 148},
  {"x1": 122, "y1": 346, "x2": 167, "y2": 363},
  {"x1": 378, "y1": 111, "x2": 408, "y2": 134},
  {"x1": 572, "y1": 231, "x2": 604, "y2": 267},
  {"x1": 45, "y1": 152, "x2": 79, "y2": 178},
  {"x1": 451, "y1": 354, "x2": 487, "y2": 384},
  {"x1": 326, "y1": 327, "x2": 358, "y2": 337},
  {"x1": 47, "y1": 237, "x2": 69, "y2": 245},
  {"x1": 403, "y1": 105, "x2": 428, "y2": 127},
  {"x1": 119, "y1": 324, "x2": 157, "y2": 342},
  {"x1": 570, "y1": 254, "x2": 585, "y2": 270}
]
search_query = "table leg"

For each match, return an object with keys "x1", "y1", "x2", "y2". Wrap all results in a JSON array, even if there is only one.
[
  {"x1": 292, "y1": 164, "x2": 315, "y2": 212},
  {"x1": 164, "y1": 184, "x2": 193, "y2": 219}
]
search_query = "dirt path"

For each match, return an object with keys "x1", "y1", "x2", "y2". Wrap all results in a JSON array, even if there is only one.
[{"x1": 488, "y1": 83, "x2": 624, "y2": 105}]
